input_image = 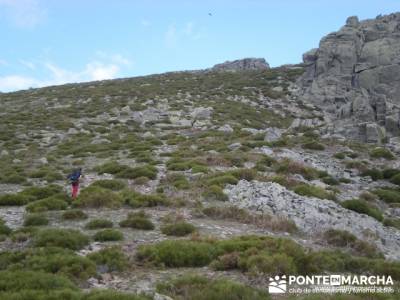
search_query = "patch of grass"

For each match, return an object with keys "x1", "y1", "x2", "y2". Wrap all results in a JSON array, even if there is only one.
[
  {"x1": 0, "y1": 185, "x2": 63, "y2": 206},
  {"x1": 23, "y1": 214, "x2": 49, "y2": 226},
  {"x1": 166, "y1": 158, "x2": 207, "y2": 172},
  {"x1": 91, "y1": 179, "x2": 126, "y2": 191},
  {"x1": 26, "y1": 196, "x2": 68, "y2": 213},
  {"x1": 85, "y1": 218, "x2": 113, "y2": 229},
  {"x1": 93, "y1": 229, "x2": 124, "y2": 242},
  {"x1": 341, "y1": 199, "x2": 383, "y2": 222},
  {"x1": 164, "y1": 173, "x2": 190, "y2": 190},
  {"x1": 87, "y1": 246, "x2": 128, "y2": 272},
  {"x1": 34, "y1": 228, "x2": 89, "y2": 250},
  {"x1": 161, "y1": 221, "x2": 196, "y2": 236},
  {"x1": 383, "y1": 218, "x2": 400, "y2": 230},
  {"x1": 333, "y1": 152, "x2": 346, "y2": 159},
  {"x1": 121, "y1": 190, "x2": 169, "y2": 208},
  {"x1": 370, "y1": 147, "x2": 395, "y2": 160},
  {"x1": 157, "y1": 275, "x2": 269, "y2": 300},
  {"x1": 119, "y1": 211, "x2": 154, "y2": 230},
  {"x1": 372, "y1": 188, "x2": 400, "y2": 204},
  {"x1": 390, "y1": 173, "x2": 400, "y2": 186},
  {"x1": 0, "y1": 219, "x2": 11, "y2": 236},
  {"x1": 95, "y1": 162, "x2": 158, "y2": 180},
  {"x1": 294, "y1": 184, "x2": 336, "y2": 200},
  {"x1": 73, "y1": 186, "x2": 123, "y2": 208},
  {"x1": 202, "y1": 185, "x2": 229, "y2": 201},
  {"x1": 62, "y1": 209, "x2": 88, "y2": 220},
  {"x1": 302, "y1": 141, "x2": 325, "y2": 151},
  {"x1": 0, "y1": 270, "x2": 76, "y2": 292},
  {"x1": 360, "y1": 169, "x2": 383, "y2": 181}
]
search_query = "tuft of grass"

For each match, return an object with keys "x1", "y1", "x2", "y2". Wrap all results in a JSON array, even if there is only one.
[
  {"x1": 294, "y1": 184, "x2": 336, "y2": 200},
  {"x1": 91, "y1": 179, "x2": 126, "y2": 191},
  {"x1": 85, "y1": 218, "x2": 113, "y2": 229},
  {"x1": 372, "y1": 188, "x2": 400, "y2": 204},
  {"x1": 73, "y1": 186, "x2": 123, "y2": 208},
  {"x1": 202, "y1": 185, "x2": 229, "y2": 201},
  {"x1": 62, "y1": 209, "x2": 88, "y2": 220},
  {"x1": 26, "y1": 196, "x2": 68, "y2": 213},
  {"x1": 383, "y1": 218, "x2": 400, "y2": 230},
  {"x1": 87, "y1": 246, "x2": 128, "y2": 272},
  {"x1": 161, "y1": 221, "x2": 196, "y2": 236},
  {"x1": 119, "y1": 211, "x2": 154, "y2": 230},
  {"x1": 302, "y1": 141, "x2": 325, "y2": 151},
  {"x1": 341, "y1": 199, "x2": 383, "y2": 222},
  {"x1": 370, "y1": 147, "x2": 395, "y2": 160},
  {"x1": 34, "y1": 228, "x2": 89, "y2": 250},
  {"x1": 23, "y1": 214, "x2": 49, "y2": 227},
  {"x1": 93, "y1": 229, "x2": 124, "y2": 242},
  {"x1": 360, "y1": 169, "x2": 383, "y2": 181},
  {"x1": 121, "y1": 190, "x2": 169, "y2": 208}
]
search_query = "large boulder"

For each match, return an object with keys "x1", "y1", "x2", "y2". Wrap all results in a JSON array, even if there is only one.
[
  {"x1": 211, "y1": 58, "x2": 270, "y2": 72},
  {"x1": 299, "y1": 13, "x2": 400, "y2": 142}
]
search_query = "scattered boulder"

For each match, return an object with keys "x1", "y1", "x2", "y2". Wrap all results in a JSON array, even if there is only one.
[{"x1": 218, "y1": 124, "x2": 234, "y2": 133}]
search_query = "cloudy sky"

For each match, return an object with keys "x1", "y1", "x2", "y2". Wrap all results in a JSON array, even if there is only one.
[{"x1": 0, "y1": 0, "x2": 399, "y2": 92}]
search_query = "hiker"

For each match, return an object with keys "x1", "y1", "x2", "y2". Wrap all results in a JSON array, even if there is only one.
[{"x1": 67, "y1": 168, "x2": 82, "y2": 198}]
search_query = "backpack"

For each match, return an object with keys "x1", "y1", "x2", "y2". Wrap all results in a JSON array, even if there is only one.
[{"x1": 67, "y1": 171, "x2": 81, "y2": 183}]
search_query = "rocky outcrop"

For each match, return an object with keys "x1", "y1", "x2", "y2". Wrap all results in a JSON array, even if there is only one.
[
  {"x1": 299, "y1": 13, "x2": 400, "y2": 143},
  {"x1": 211, "y1": 58, "x2": 270, "y2": 72},
  {"x1": 225, "y1": 180, "x2": 400, "y2": 260}
]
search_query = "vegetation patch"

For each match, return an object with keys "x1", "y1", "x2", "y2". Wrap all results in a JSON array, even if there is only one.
[
  {"x1": 161, "y1": 221, "x2": 196, "y2": 236},
  {"x1": 34, "y1": 228, "x2": 89, "y2": 250},
  {"x1": 62, "y1": 209, "x2": 88, "y2": 220},
  {"x1": 93, "y1": 229, "x2": 124, "y2": 242},
  {"x1": 90, "y1": 179, "x2": 126, "y2": 191},
  {"x1": 121, "y1": 190, "x2": 169, "y2": 208},
  {"x1": 369, "y1": 147, "x2": 395, "y2": 160},
  {"x1": 341, "y1": 199, "x2": 383, "y2": 222},
  {"x1": 85, "y1": 219, "x2": 113, "y2": 229},
  {"x1": 119, "y1": 211, "x2": 155, "y2": 230},
  {"x1": 293, "y1": 184, "x2": 336, "y2": 200},
  {"x1": 372, "y1": 188, "x2": 400, "y2": 204},
  {"x1": 26, "y1": 196, "x2": 68, "y2": 213},
  {"x1": 73, "y1": 186, "x2": 123, "y2": 208},
  {"x1": 23, "y1": 214, "x2": 49, "y2": 227},
  {"x1": 87, "y1": 246, "x2": 128, "y2": 272}
]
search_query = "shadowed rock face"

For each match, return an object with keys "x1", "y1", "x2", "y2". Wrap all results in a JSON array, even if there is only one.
[
  {"x1": 211, "y1": 58, "x2": 270, "y2": 71},
  {"x1": 299, "y1": 13, "x2": 400, "y2": 143}
]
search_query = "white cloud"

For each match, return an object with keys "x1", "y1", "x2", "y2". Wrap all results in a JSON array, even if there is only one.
[
  {"x1": 0, "y1": 0, "x2": 46, "y2": 28},
  {"x1": 0, "y1": 54, "x2": 131, "y2": 92}
]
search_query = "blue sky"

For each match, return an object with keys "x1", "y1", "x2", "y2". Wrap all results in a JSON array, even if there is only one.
[{"x1": 0, "y1": 0, "x2": 399, "y2": 92}]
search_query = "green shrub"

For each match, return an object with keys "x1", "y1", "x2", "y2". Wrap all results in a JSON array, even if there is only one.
[
  {"x1": 341, "y1": 199, "x2": 383, "y2": 222},
  {"x1": 302, "y1": 141, "x2": 325, "y2": 151},
  {"x1": 136, "y1": 240, "x2": 215, "y2": 267},
  {"x1": 117, "y1": 165, "x2": 158, "y2": 180},
  {"x1": 34, "y1": 229, "x2": 89, "y2": 250},
  {"x1": 119, "y1": 211, "x2": 154, "y2": 230},
  {"x1": 0, "y1": 185, "x2": 63, "y2": 206},
  {"x1": 239, "y1": 252, "x2": 297, "y2": 275},
  {"x1": 26, "y1": 197, "x2": 68, "y2": 213},
  {"x1": 0, "y1": 270, "x2": 76, "y2": 292},
  {"x1": 383, "y1": 218, "x2": 400, "y2": 230},
  {"x1": 382, "y1": 168, "x2": 400, "y2": 179},
  {"x1": 161, "y1": 221, "x2": 196, "y2": 236},
  {"x1": 321, "y1": 176, "x2": 340, "y2": 185},
  {"x1": 324, "y1": 229, "x2": 356, "y2": 247},
  {"x1": 85, "y1": 219, "x2": 113, "y2": 229},
  {"x1": 87, "y1": 246, "x2": 128, "y2": 272},
  {"x1": 62, "y1": 209, "x2": 88, "y2": 220},
  {"x1": 370, "y1": 147, "x2": 395, "y2": 160},
  {"x1": 202, "y1": 185, "x2": 229, "y2": 201},
  {"x1": 73, "y1": 186, "x2": 123, "y2": 208},
  {"x1": 157, "y1": 275, "x2": 268, "y2": 300},
  {"x1": 23, "y1": 214, "x2": 49, "y2": 226},
  {"x1": 206, "y1": 175, "x2": 238, "y2": 187},
  {"x1": 121, "y1": 190, "x2": 169, "y2": 208},
  {"x1": 333, "y1": 152, "x2": 346, "y2": 159},
  {"x1": 84, "y1": 290, "x2": 152, "y2": 300},
  {"x1": 91, "y1": 179, "x2": 126, "y2": 191},
  {"x1": 95, "y1": 161, "x2": 127, "y2": 174},
  {"x1": 0, "y1": 194, "x2": 29, "y2": 206},
  {"x1": 390, "y1": 173, "x2": 400, "y2": 186},
  {"x1": 373, "y1": 188, "x2": 400, "y2": 204},
  {"x1": 294, "y1": 184, "x2": 335, "y2": 200},
  {"x1": 360, "y1": 169, "x2": 383, "y2": 181},
  {"x1": 93, "y1": 229, "x2": 124, "y2": 242}
]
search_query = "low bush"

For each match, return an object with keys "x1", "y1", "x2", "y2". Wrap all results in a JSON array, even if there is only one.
[
  {"x1": 93, "y1": 229, "x2": 124, "y2": 242},
  {"x1": 26, "y1": 196, "x2": 68, "y2": 213},
  {"x1": 34, "y1": 228, "x2": 89, "y2": 250},
  {"x1": 91, "y1": 179, "x2": 126, "y2": 191},
  {"x1": 119, "y1": 211, "x2": 154, "y2": 230},
  {"x1": 87, "y1": 246, "x2": 128, "y2": 272},
  {"x1": 23, "y1": 214, "x2": 49, "y2": 226},
  {"x1": 0, "y1": 185, "x2": 63, "y2": 206},
  {"x1": 161, "y1": 221, "x2": 196, "y2": 236},
  {"x1": 121, "y1": 190, "x2": 169, "y2": 208},
  {"x1": 157, "y1": 275, "x2": 269, "y2": 300},
  {"x1": 360, "y1": 169, "x2": 383, "y2": 181},
  {"x1": 390, "y1": 173, "x2": 400, "y2": 186},
  {"x1": 0, "y1": 270, "x2": 76, "y2": 292},
  {"x1": 202, "y1": 185, "x2": 229, "y2": 201},
  {"x1": 85, "y1": 219, "x2": 113, "y2": 229},
  {"x1": 302, "y1": 141, "x2": 325, "y2": 151},
  {"x1": 239, "y1": 252, "x2": 297, "y2": 275},
  {"x1": 383, "y1": 218, "x2": 400, "y2": 230},
  {"x1": 370, "y1": 147, "x2": 395, "y2": 160},
  {"x1": 294, "y1": 184, "x2": 335, "y2": 200},
  {"x1": 382, "y1": 168, "x2": 400, "y2": 179},
  {"x1": 62, "y1": 209, "x2": 88, "y2": 220},
  {"x1": 341, "y1": 199, "x2": 383, "y2": 222},
  {"x1": 372, "y1": 188, "x2": 400, "y2": 204},
  {"x1": 73, "y1": 186, "x2": 123, "y2": 208},
  {"x1": 95, "y1": 162, "x2": 158, "y2": 180}
]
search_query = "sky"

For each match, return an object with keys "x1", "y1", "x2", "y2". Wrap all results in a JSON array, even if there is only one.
[{"x1": 0, "y1": 0, "x2": 399, "y2": 92}]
